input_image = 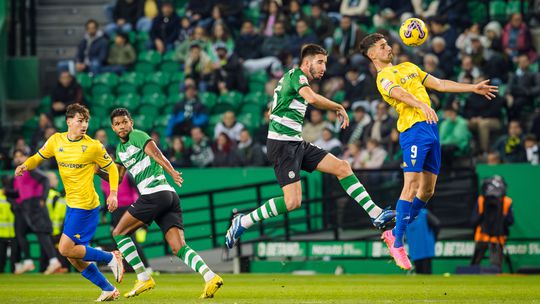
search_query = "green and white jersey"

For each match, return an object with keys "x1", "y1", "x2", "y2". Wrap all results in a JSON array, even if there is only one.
[
  {"x1": 268, "y1": 68, "x2": 310, "y2": 141},
  {"x1": 116, "y1": 129, "x2": 175, "y2": 195}
]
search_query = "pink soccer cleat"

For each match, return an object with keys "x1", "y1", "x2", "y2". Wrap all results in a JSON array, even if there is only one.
[{"x1": 381, "y1": 230, "x2": 412, "y2": 270}]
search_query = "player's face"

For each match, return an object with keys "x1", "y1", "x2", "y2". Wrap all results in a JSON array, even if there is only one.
[
  {"x1": 308, "y1": 54, "x2": 327, "y2": 80},
  {"x1": 371, "y1": 39, "x2": 393, "y2": 64},
  {"x1": 111, "y1": 115, "x2": 134, "y2": 140},
  {"x1": 67, "y1": 113, "x2": 89, "y2": 138}
]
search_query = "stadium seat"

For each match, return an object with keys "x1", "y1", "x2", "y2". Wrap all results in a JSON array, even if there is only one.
[
  {"x1": 161, "y1": 104, "x2": 175, "y2": 115},
  {"x1": 134, "y1": 61, "x2": 155, "y2": 73},
  {"x1": 237, "y1": 112, "x2": 261, "y2": 133},
  {"x1": 92, "y1": 73, "x2": 118, "y2": 97},
  {"x1": 154, "y1": 114, "x2": 170, "y2": 128},
  {"x1": 167, "y1": 82, "x2": 180, "y2": 96},
  {"x1": 200, "y1": 91, "x2": 217, "y2": 109},
  {"x1": 75, "y1": 73, "x2": 93, "y2": 91},
  {"x1": 22, "y1": 117, "x2": 39, "y2": 141},
  {"x1": 160, "y1": 51, "x2": 181, "y2": 73},
  {"x1": 87, "y1": 116, "x2": 101, "y2": 134},
  {"x1": 93, "y1": 93, "x2": 115, "y2": 110},
  {"x1": 170, "y1": 71, "x2": 185, "y2": 83},
  {"x1": 141, "y1": 71, "x2": 171, "y2": 96},
  {"x1": 53, "y1": 116, "x2": 67, "y2": 130},
  {"x1": 90, "y1": 106, "x2": 109, "y2": 119},
  {"x1": 243, "y1": 91, "x2": 269, "y2": 109},
  {"x1": 38, "y1": 96, "x2": 52, "y2": 114},
  {"x1": 137, "y1": 104, "x2": 159, "y2": 117},
  {"x1": 132, "y1": 114, "x2": 154, "y2": 132},
  {"x1": 167, "y1": 92, "x2": 184, "y2": 105},
  {"x1": 135, "y1": 31, "x2": 150, "y2": 51},
  {"x1": 134, "y1": 50, "x2": 161, "y2": 73},
  {"x1": 240, "y1": 103, "x2": 264, "y2": 117},
  {"x1": 115, "y1": 93, "x2": 141, "y2": 112},
  {"x1": 141, "y1": 93, "x2": 167, "y2": 109},
  {"x1": 248, "y1": 71, "x2": 268, "y2": 93},
  {"x1": 333, "y1": 90, "x2": 345, "y2": 103},
  {"x1": 468, "y1": 1, "x2": 488, "y2": 23},
  {"x1": 119, "y1": 71, "x2": 145, "y2": 85},
  {"x1": 507, "y1": 0, "x2": 528, "y2": 15},
  {"x1": 216, "y1": 91, "x2": 243, "y2": 113},
  {"x1": 490, "y1": 0, "x2": 507, "y2": 22}
]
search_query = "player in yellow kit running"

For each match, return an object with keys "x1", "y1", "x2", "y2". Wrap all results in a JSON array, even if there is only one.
[
  {"x1": 359, "y1": 33, "x2": 498, "y2": 270},
  {"x1": 14, "y1": 104, "x2": 124, "y2": 301}
]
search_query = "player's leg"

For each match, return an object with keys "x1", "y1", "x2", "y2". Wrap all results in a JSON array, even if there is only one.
[
  {"x1": 314, "y1": 152, "x2": 395, "y2": 228},
  {"x1": 66, "y1": 257, "x2": 120, "y2": 301},
  {"x1": 408, "y1": 171, "x2": 438, "y2": 224},
  {"x1": 111, "y1": 209, "x2": 150, "y2": 284}
]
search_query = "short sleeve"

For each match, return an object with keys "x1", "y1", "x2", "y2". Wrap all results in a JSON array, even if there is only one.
[
  {"x1": 291, "y1": 70, "x2": 310, "y2": 93},
  {"x1": 410, "y1": 62, "x2": 429, "y2": 84},
  {"x1": 38, "y1": 133, "x2": 57, "y2": 159},
  {"x1": 93, "y1": 142, "x2": 113, "y2": 169},
  {"x1": 376, "y1": 70, "x2": 400, "y2": 98},
  {"x1": 133, "y1": 130, "x2": 152, "y2": 150}
]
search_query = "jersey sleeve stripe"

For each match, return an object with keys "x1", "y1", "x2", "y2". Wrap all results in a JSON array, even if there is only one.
[
  {"x1": 422, "y1": 73, "x2": 430, "y2": 84},
  {"x1": 101, "y1": 160, "x2": 113, "y2": 169},
  {"x1": 388, "y1": 85, "x2": 400, "y2": 96},
  {"x1": 37, "y1": 151, "x2": 49, "y2": 159}
]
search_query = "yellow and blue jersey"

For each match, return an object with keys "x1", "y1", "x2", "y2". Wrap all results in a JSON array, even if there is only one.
[
  {"x1": 38, "y1": 132, "x2": 113, "y2": 210},
  {"x1": 376, "y1": 62, "x2": 431, "y2": 132}
]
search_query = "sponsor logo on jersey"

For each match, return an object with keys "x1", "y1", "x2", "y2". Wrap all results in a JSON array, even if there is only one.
[
  {"x1": 400, "y1": 72, "x2": 419, "y2": 84},
  {"x1": 299, "y1": 75, "x2": 308, "y2": 85},
  {"x1": 58, "y1": 162, "x2": 86, "y2": 169},
  {"x1": 380, "y1": 78, "x2": 394, "y2": 91}
]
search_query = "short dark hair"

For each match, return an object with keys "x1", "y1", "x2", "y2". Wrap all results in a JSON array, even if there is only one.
[
  {"x1": 110, "y1": 108, "x2": 132, "y2": 122},
  {"x1": 85, "y1": 19, "x2": 98, "y2": 29},
  {"x1": 66, "y1": 103, "x2": 90, "y2": 120},
  {"x1": 359, "y1": 33, "x2": 385, "y2": 59},
  {"x1": 300, "y1": 44, "x2": 327, "y2": 63}
]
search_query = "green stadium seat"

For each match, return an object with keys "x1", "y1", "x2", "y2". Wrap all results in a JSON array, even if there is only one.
[
  {"x1": 141, "y1": 71, "x2": 171, "y2": 95},
  {"x1": 87, "y1": 117, "x2": 101, "y2": 134},
  {"x1": 490, "y1": 0, "x2": 507, "y2": 22},
  {"x1": 119, "y1": 71, "x2": 145, "y2": 86},
  {"x1": 75, "y1": 73, "x2": 93, "y2": 91},
  {"x1": 155, "y1": 114, "x2": 170, "y2": 128},
  {"x1": 116, "y1": 83, "x2": 138, "y2": 96},
  {"x1": 54, "y1": 116, "x2": 67, "y2": 130},
  {"x1": 141, "y1": 93, "x2": 167, "y2": 109},
  {"x1": 507, "y1": 0, "x2": 528, "y2": 15},
  {"x1": 161, "y1": 104, "x2": 175, "y2": 115},
  {"x1": 116, "y1": 93, "x2": 141, "y2": 112},
  {"x1": 243, "y1": 91, "x2": 269, "y2": 108},
  {"x1": 160, "y1": 51, "x2": 180, "y2": 73},
  {"x1": 237, "y1": 112, "x2": 261, "y2": 132},
  {"x1": 138, "y1": 50, "x2": 161, "y2": 65},
  {"x1": 92, "y1": 73, "x2": 118, "y2": 97},
  {"x1": 170, "y1": 71, "x2": 185, "y2": 83},
  {"x1": 38, "y1": 96, "x2": 52, "y2": 114},
  {"x1": 168, "y1": 82, "x2": 180, "y2": 96},
  {"x1": 167, "y1": 92, "x2": 184, "y2": 105},
  {"x1": 468, "y1": 1, "x2": 488, "y2": 23},
  {"x1": 137, "y1": 104, "x2": 160, "y2": 117},
  {"x1": 200, "y1": 91, "x2": 217, "y2": 109},
  {"x1": 90, "y1": 106, "x2": 109, "y2": 119},
  {"x1": 22, "y1": 117, "x2": 39, "y2": 141},
  {"x1": 243, "y1": 7, "x2": 260, "y2": 25},
  {"x1": 132, "y1": 114, "x2": 154, "y2": 132},
  {"x1": 217, "y1": 91, "x2": 243, "y2": 112},
  {"x1": 93, "y1": 94, "x2": 115, "y2": 109},
  {"x1": 240, "y1": 103, "x2": 264, "y2": 117},
  {"x1": 333, "y1": 90, "x2": 345, "y2": 103},
  {"x1": 134, "y1": 62, "x2": 155, "y2": 73}
]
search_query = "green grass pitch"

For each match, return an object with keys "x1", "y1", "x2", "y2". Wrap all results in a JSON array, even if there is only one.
[{"x1": 0, "y1": 273, "x2": 539, "y2": 303}]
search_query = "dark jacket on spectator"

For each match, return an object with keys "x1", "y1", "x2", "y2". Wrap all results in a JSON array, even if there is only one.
[
  {"x1": 50, "y1": 81, "x2": 84, "y2": 116},
  {"x1": 76, "y1": 31, "x2": 109, "y2": 65},
  {"x1": 492, "y1": 135, "x2": 527, "y2": 163},
  {"x1": 235, "y1": 32, "x2": 264, "y2": 60},
  {"x1": 261, "y1": 34, "x2": 290, "y2": 58},
  {"x1": 236, "y1": 139, "x2": 266, "y2": 166},
  {"x1": 113, "y1": 0, "x2": 144, "y2": 26},
  {"x1": 187, "y1": 0, "x2": 213, "y2": 19},
  {"x1": 150, "y1": 12, "x2": 181, "y2": 45},
  {"x1": 309, "y1": 12, "x2": 334, "y2": 42},
  {"x1": 462, "y1": 94, "x2": 504, "y2": 119},
  {"x1": 167, "y1": 97, "x2": 209, "y2": 137},
  {"x1": 363, "y1": 115, "x2": 397, "y2": 148},
  {"x1": 288, "y1": 31, "x2": 318, "y2": 58}
]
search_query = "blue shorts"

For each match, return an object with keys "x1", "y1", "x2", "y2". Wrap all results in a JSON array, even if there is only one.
[
  {"x1": 63, "y1": 206, "x2": 100, "y2": 245},
  {"x1": 400, "y1": 121, "x2": 441, "y2": 175}
]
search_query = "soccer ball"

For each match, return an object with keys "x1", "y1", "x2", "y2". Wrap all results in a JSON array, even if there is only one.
[{"x1": 399, "y1": 18, "x2": 429, "y2": 47}]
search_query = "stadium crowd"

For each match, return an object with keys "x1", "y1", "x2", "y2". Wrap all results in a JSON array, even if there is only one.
[{"x1": 1, "y1": 0, "x2": 540, "y2": 171}]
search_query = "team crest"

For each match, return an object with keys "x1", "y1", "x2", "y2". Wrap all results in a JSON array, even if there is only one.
[
  {"x1": 299, "y1": 75, "x2": 308, "y2": 85},
  {"x1": 59, "y1": 147, "x2": 63, "y2": 152},
  {"x1": 288, "y1": 171, "x2": 296, "y2": 179},
  {"x1": 81, "y1": 145, "x2": 88, "y2": 152}
]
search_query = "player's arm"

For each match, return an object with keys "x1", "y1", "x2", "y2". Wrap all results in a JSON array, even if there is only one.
[
  {"x1": 144, "y1": 140, "x2": 183, "y2": 187},
  {"x1": 299, "y1": 86, "x2": 349, "y2": 129},
  {"x1": 424, "y1": 75, "x2": 498, "y2": 100},
  {"x1": 389, "y1": 86, "x2": 439, "y2": 124},
  {"x1": 95, "y1": 163, "x2": 127, "y2": 183},
  {"x1": 15, "y1": 136, "x2": 56, "y2": 176}
]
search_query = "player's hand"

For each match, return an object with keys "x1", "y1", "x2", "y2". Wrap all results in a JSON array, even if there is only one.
[
  {"x1": 14, "y1": 164, "x2": 28, "y2": 176},
  {"x1": 107, "y1": 191, "x2": 118, "y2": 212},
  {"x1": 337, "y1": 107, "x2": 349, "y2": 129},
  {"x1": 473, "y1": 79, "x2": 498, "y2": 100},
  {"x1": 420, "y1": 103, "x2": 438, "y2": 124},
  {"x1": 171, "y1": 170, "x2": 183, "y2": 187}
]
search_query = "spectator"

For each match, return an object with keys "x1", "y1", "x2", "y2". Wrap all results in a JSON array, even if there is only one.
[
  {"x1": 342, "y1": 141, "x2": 363, "y2": 170},
  {"x1": 492, "y1": 121, "x2": 527, "y2": 163},
  {"x1": 260, "y1": 0, "x2": 287, "y2": 37},
  {"x1": 66, "y1": 20, "x2": 108, "y2": 75},
  {"x1": 342, "y1": 67, "x2": 377, "y2": 110},
  {"x1": 486, "y1": 151, "x2": 502, "y2": 165},
  {"x1": 430, "y1": 37, "x2": 455, "y2": 79},
  {"x1": 150, "y1": 130, "x2": 165, "y2": 151},
  {"x1": 0, "y1": 175, "x2": 16, "y2": 273},
  {"x1": 135, "y1": 0, "x2": 159, "y2": 32},
  {"x1": 358, "y1": 138, "x2": 387, "y2": 169},
  {"x1": 10, "y1": 149, "x2": 61, "y2": 275},
  {"x1": 184, "y1": 42, "x2": 213, "y2": 91},
  {"x1": 31, "y1": 113, "x2": 54, "y2": 151},
  {"x1": 310, "y1": 3, "x2": 335, "y2": 49},
  {"x1": 50, "y1": 71, "x2": 84, "y2": 117},
  {"x1": 186, "y1": 0, "x2": 213, "y2": 28},
  {"x1": 422, "y1": 53, "x2": 445, "y2": 79},
  {"x1": 457, "y1": 55, "x2": 481, "y2": 83},
  {"x1": 8, "y1": 138, "x2": 31, "y2": 160},
  {"x1": 484, "y1": 21, "x2": 504, "y2": 53},
  {"x1": 212, "y1": 132, "x2": 241, "y2": 167},
  {"x1": 332, "y1": 16, "x2": 365, "y2": 60},
  {"x1": 214, "y1": 111, "x2": 244, "y2": 142},
  {"x1": 174, "y1": 25, "x2": 209, "y2": 64},
  {"x1": 303, "y1": 109, "x2": 327, "y2": 143},
  {"x1": 207, "y1": 22, "x2": 235, "y2": 63},
  {"x1": 255, "y1": 108, "x2": 271, "y2": 146},
  {"x1": 103, "y1": 32, "x2": 136, "y2": 74},
  {"x1": 456, "y1": 23, "x2": 488, "y2": 56},
  {"x1": 189, "y1": 127, "x2": 214, "y2": 167},
  {"x1": 236, "y1": 129, "x2": 266, "y2": 166},
  {"x1": 213, "y1": 0, "x2": 243, "y2": 31},
  {"x1": 406, "y1": 208, "x2": 440, "y2": 274},
  {"x1": 150, "y1": 2, "x2": 180, "y2": 53},
  {"x1": 428, "y1": 16, "x2": 459, "y2": 56},
  {"x1": 372, "y1": 0, "x2": 413, "y2": 28},
  {"x1": 506, "y1": 54, "x2": 540, "y2": 120},
  {"x1": 471, "y1": 176, "x2": 513, "y2": 270},
  {"x1": 502, "y1": 13, "x2": 537, "y2": 62},
  {"x1": 439, "y1": 105, "x2": 472, "y2": 166},
  {"x1": 524, "y1": 134, "x2": 539, "y2": 165},
  {"x1": 288, "y1": 19, "x2": 318, "y2": 61},
  {"x1": 482, "y1": 21, "x2": 511, "y2": 85},
  {"x1": 235, "y1": 20, "x2": 264, "y2": 61},
  {"x1": 532, "y1": 111, "x2": 540, "y2": 142},
  {"x1": 178, "y1": 16, "x2": 194, "y2": 44},
  {"x1": 363, "y1": 102, "x2": 396, "y2": 150},
  {"x1": 314, "y1": 128, "x2": 342, "y2": 156},
  {"x1": 340, "y1": 0, "x2": 369, "y2": 22},
  {"x1": 261, "y1": 22, "x2": 290, "y2": 58},
  {"x1": 341, "y1": 105, "x2": 371, "y2": 145},
  {"x1": 411, "y1": 0, "x2": 439, "y2": 19},
  {"x1": 285, "y1": 0, "x2": 306, "y2": 34},
  {"x1": 167, "y1": 84, "x2": 209, "y2": 137},
  {"x1": 168, "y1": 136, "x2": 191, "y2": 168},
  {"x1": 94, "y1": 128, "x2": 114, "y2": 151},
  {"x1": 209, "y1": 42, "x2": 247, "y2": 94},
  {"x1": 105, "y1": 0, "x2": 144, "y2": 36}
]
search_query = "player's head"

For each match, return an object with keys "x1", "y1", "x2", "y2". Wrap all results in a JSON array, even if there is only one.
[
  {"x1": 110, "y1": 108, "x2": 134, "y2": 140},
  {"x1": 66, "y1": 103, "x2": 90, "y2": 137},
  {"x1": 360, "y1": 33, "x2": 393, "y2": 64},
  {"x1": 12, "y1": 149, "x2": 29, "y2": 165},
  {"x1": 300, "y1": 44, "x2": 328, "y2": 80}
]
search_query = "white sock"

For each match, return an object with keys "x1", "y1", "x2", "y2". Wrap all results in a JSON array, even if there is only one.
[
  {"x1": 203, "y1": 270, "x2": 216, "y2": 282},
  {"x1": 137, "y1": 271, "x2": 150, "y2": 282},
  {"x1": 23, "y1": 259, "x2": 33, "y2": 266},
  {"x1": 49, "y1": 257, "x2": 60, "y2": 265}
]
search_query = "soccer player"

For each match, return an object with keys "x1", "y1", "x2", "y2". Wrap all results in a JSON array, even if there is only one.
[
  {"x1": 14, "y1": 104, "x2": 124, "y2": 301},
  {"x1": 225, "y1": 44, "x2": 396, "y2": 249},
  {"x1": 101, "y1": 108, "x2": 223, "y2": 299},
  {"x1": 359, "y1": 33, "x2": 498, "y2": 269}
]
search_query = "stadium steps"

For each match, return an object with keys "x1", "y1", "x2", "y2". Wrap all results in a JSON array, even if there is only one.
[{"x1": 36, "y1": 0, "x2": 109, "y2": 94}]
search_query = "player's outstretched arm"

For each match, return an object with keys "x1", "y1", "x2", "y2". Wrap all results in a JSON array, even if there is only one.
[
  {"x1": 424, "y1": 75, "x2": 498, "y2": 100},
  {"x1": 390, "y1": 86, "x2": 438, "y2": 124},
  {"x1": 299, "y1": 86, "x2": 349, "y2": 129},
  {"x1": 95, "y1": 163, "x2": 127, "y2": 183},
  {"x1": 14, "y1": 153, "x2": 45, "y2": 176},
  {"x1": 144, "y1": 140, "x2": 184, "y2": 187}
]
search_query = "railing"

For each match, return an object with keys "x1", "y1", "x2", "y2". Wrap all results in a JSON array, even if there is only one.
[{"x1": 8, "y1": 0, "x2": 36, "y2": 56}]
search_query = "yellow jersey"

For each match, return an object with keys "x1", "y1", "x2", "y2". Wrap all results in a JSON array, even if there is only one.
[
  {"x1": 37, "y1": 132, "x2": 113, "y2": 210},
  {"x1": 376, "y1": 62, "x2": 431, "y2": 132}
]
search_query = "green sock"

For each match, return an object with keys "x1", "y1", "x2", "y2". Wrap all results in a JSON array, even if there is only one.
[
  {"x1": 114, "y1": 235, "x2": 148, "y2": 279},
  {"x1": 339, "y1": 174, "x2": 382, "y2": 218},
  {"x1": 241, "y1": 196, "x2": 288, "y2": 229},
  {"x1": 177, "y1": 244, "x2": 215, "y2": 282}
]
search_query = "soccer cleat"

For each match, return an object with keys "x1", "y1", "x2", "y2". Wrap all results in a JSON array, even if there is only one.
[
  {"x1": 109, "y1": 250, "x2": 124, "y2": 283},
  {"x1": 44, "y1": 259, "x2": 62, "y2": 275},
  {"x1": 124, "y1": 277, "x2": 155, "y2": 298},
  {"x1": 372, "y1": 206, "x2": 396, "y2": 229},
  {"x1": 225, "y1": 214, "x2": 246, "y2": 249},
  {"x1": 200, "y1": 275, "x2": 224, "y2": 299},
  {"x1": 15, "y1": 260, "x2": 35, "y2": 274},
  {"x1": 381, "y1": 230, "x2": 412, "y2": 270},
  {"x1": 95, "y1": 288, "x2": 120, "y2": 302}
]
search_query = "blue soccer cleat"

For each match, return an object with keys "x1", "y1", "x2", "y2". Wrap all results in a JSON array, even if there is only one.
[
  {"x1": 225, "y1": 214, "x2": 247, "y2": 249},
  {"x1": 371, "y1": 206, "x2": 396, "y2": 229}
]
